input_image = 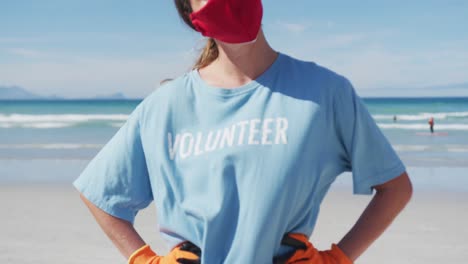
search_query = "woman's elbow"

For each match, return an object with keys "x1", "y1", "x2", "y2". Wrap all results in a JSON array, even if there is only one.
[
  {"x1": 376, "y1": 171, "x2": 413, "y2": 205},
  {"x1": 400, "y1": 173, "x2": 413, "y2": 204}
]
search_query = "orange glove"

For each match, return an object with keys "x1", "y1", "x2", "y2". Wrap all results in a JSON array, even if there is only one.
[
  {"x1": 273, "y1": 233, "x2": 353, "y2": 264},
  {"x1": 128, "y1": 242, "x2": 201, "y2": 264}
]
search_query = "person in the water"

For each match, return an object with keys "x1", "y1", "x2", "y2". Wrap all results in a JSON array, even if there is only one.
[{"x1": 429, "y1": 117, "x2": 435, "y2": 133}]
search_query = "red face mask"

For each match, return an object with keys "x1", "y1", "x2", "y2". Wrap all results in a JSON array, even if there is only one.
[{"x1": 189, "y1": 0, "x2": 263, "y2": 44}]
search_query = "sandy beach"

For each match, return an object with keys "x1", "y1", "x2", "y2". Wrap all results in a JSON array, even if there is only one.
[
  {"x1": 2, "y1": 0, "x2": 468, "y2": 262},
  {"x1": 1, "y1": 167, "x2": 468, "y2": 264}
]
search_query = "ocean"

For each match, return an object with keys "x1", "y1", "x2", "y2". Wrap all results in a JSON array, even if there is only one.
[{"x1": 0, "y1": 97, "x2": 467, "y2": 184}]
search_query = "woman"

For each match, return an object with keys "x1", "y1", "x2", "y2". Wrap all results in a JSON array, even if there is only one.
[{"x1": 74, "y1": 0, "x2": 413, "y2": 263}]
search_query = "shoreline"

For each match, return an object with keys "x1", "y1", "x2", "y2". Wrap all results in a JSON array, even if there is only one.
[{"x1": 1, "y1": 158, "x2": 467, "y2": 186}]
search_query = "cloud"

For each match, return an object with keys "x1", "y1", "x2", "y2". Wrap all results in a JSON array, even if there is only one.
[
  {"x1": 340, "y1": 49, "x2": 467, "y2": 95},
  {"x1": 271, "y1": 25, "x2": 468, "y2": 94},
  {"x1": 0, "y1": 32, "x2": 206, "y2": 98},
  {"x1": 274, "y1": 20, "x2": 311, "y2": 33},
  {"x1": 0, "y1": 52, "x2": 195, "y2": 98},
  {"x1": 7, "y1": 48, "x2": 49, "y2": 59},
  {"x1": 0, "y1": 37, "x2": 42, "y2": 43},
  {"x1": 424, "y1": 82, "x2": 468, "y2": 90},
  {"x1": 310, "y1": 33, "x2": 367, "y2": 50},
  {"x1": 318, "y1": 48, "x2": 468, "y2": 90}
]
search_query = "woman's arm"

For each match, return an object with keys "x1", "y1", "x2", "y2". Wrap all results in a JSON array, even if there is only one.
[
  {"x1": 80, "y1": 193, "x2": 146, "y2": 259},
  {"x1": 337, "y1": 172, "x2": 413, "y2": 261}
]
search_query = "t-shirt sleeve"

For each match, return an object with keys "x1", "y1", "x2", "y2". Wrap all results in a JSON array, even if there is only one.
[
  {"x1": 334, "y1": 78, "x2": 406, "y2": 195},
  {"x1": 73, "y1": 105, "x2": 153, "y2": 223}
]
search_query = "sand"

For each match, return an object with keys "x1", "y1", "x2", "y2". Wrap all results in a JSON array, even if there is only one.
[{"x1": 1, "y1": 181, "x2": 467, "y2": 264}]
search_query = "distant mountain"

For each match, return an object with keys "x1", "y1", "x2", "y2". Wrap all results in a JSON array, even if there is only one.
[
  {"x1": 0, "y1": 86, "x2": 44, "y2": 100},
  {"x1": 0, "y1": 86, "x2": 129, "y2": 100},
  {"x1": 361, "y1": 82, "x2": 468, "y2": 97},
  {"x1": 424, "y1": 82, "x2": 468, "y2": 90}
]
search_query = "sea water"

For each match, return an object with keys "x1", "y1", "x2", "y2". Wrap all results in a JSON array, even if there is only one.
[
  {"x1": 365, "y1": 97, "x2": 468, "y2": 167},
  {"x1": 0, "y1": 97, "x2": 467, "y2": 184}
]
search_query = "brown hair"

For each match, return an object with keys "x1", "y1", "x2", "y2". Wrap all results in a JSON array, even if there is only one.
[{"x1": 174, "y1": 0, "x2": 219, "y2": 69}]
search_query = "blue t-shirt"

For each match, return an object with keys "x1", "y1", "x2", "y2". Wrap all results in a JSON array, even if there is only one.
[{"x1": 74, "y1": 53, "x2": 406, "y2": 263}]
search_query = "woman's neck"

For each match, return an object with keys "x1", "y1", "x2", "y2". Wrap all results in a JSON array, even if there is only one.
[{"x1": 198, "y1": 30, "x2": 278, "y2": 89}]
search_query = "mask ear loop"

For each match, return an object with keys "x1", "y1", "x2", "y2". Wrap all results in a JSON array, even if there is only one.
[{"x1": 217, "y1": 37, "x2": 258, "y2": 45}]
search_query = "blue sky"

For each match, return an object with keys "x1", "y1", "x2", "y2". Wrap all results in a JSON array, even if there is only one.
[{"x1": 1, "y1": 0, "x2": 467, "y2": 98}]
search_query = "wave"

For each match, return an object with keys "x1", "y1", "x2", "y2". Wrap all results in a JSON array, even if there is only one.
[
  {"x1": 1, "y1": 143, "x2": 466, "y2": 153},
  {"x1": 1, "y1": 113, "x2": 467, "y2": 131},
  {"x1": 394, "y1": 144, "x2": 468, "y2": 153},
  {"x1": 111, "y1": 122, "x2": 126, "y2": 128},
  {"x1": 393, "y1": 145, "x2": 431, "y2": 151},
  {"x1": 373, "y1": 111, "x2": 468, "y2": 121},
  {"x1": 0, "y1": 122, "x2": 75, "y2": 129},
  {"x1": 0, "y1": 113, "x2": 128, "y2": 122},
  {"x1": 0, "y1": 113, "x2": 129, "y2": 129},
  {"x1": 378, "y1": 123, "x2": 468, "y2": 131},
  {"x1": 0, "y1": 143, "x2": 103, "y2": 149}
]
